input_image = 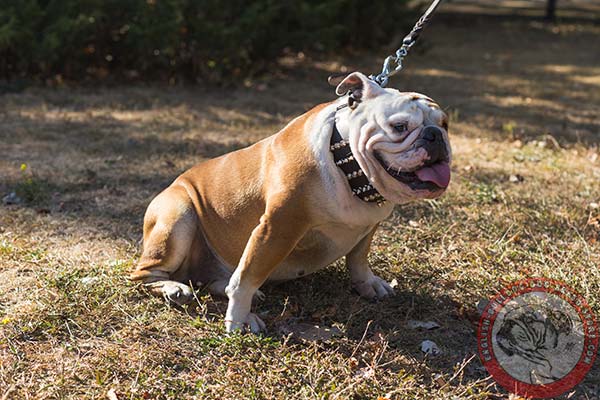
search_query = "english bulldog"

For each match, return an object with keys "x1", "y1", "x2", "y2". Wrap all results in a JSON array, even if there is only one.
[{"x1": 130, "y1": 72, "x2": 452, "y2": 333}]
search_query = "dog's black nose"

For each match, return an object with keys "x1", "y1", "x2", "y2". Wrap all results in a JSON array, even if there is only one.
[
  {"x1": 416, "y1": 126, "x2": 447, "y2": 165},
  {"x1": 421, "y1": 126, "x2": 442, "y2": 143}
]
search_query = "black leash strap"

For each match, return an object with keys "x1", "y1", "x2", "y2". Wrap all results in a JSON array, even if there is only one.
[{"x1": 404, "y1": 0, "x2": 444, "y2": 48}]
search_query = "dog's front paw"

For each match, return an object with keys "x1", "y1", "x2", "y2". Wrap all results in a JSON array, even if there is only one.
[
  {"x1": 353, "y1": 275, "x2": 395, "y2": 300},
  {"x1": 225, "y1": 312, "x2": 266, "y2": 334}
]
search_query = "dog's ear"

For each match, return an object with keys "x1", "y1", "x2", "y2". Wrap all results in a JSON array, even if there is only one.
[{"x1": 335, "y1": 72, "x2": 385, "y2": 100}]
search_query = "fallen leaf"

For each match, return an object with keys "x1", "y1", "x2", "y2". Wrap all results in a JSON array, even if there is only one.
[
  {"x1": 420, "y1": 340, "x2": 441, "y2": 356},
  {"x1": 407, "y1": 320, "x2": 440, "y2": 330}
]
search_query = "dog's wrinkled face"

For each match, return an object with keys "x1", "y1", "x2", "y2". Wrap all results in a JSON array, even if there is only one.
[{"x1": 336, "y1": 72, "x2": 452, "y2": 203}]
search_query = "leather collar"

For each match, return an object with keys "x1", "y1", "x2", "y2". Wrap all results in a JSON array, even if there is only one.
[{"x1": 329, "y1": 119, "x2": 385, "y2": 206}]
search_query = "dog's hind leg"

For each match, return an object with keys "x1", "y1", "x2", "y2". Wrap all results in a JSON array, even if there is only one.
[{"x1": 130, "y1": 185, "x2": 198, "y2": 306}]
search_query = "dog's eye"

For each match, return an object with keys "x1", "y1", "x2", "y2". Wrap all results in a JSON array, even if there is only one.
[{"x1": 393, "y1": 123, "x2": 408, "y2": 133}]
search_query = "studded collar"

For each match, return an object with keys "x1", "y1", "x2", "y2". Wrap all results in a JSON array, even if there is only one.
[{"x1": 329, "y1": 117, "x2": 385, "y2": 206}]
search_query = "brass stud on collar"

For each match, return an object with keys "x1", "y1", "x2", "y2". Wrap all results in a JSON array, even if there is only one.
[
  {"x1": 346, "y1": 170, "x2": 363, "y2": 180},
  {"x1": 329, "y1": 140, "x2": 348, "y2": 151},
  {"x1": 352, "y1": 184, "x2": 372, "y2": 195},
  {"x1": 362, "y1": 192, "x2": 386, "y2": 206},
  {"x1": 335, "y1": 155, "x2": 355, "y2": 166}
]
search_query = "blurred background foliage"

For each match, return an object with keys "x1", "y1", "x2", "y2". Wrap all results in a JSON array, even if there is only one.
[{"x1": 0, "y1": 0, "x2": 413, "y2": 84}]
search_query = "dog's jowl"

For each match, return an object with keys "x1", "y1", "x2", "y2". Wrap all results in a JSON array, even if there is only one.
[{"x1": 131, "y1": 72, "x2": 452, "y2": 333}]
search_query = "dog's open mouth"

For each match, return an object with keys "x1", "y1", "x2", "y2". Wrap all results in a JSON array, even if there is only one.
[{"x1": 376, "y1": 154, "x2": 451, "y2": 191}]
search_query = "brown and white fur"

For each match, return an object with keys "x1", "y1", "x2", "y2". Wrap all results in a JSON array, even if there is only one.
[{"x1": 130, "y1": 72, "x2": 452, "y2": 333}]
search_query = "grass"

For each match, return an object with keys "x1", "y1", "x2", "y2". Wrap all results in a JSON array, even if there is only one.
[{"x1": 1, "y1": 5, "x2": 600, "y2": 400}]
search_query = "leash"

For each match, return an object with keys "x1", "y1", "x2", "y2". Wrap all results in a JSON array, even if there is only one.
[{"x1": 369, "y1": 0, "x2": 444, "y2": 87}]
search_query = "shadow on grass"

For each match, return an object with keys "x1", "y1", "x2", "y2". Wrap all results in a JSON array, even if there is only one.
[
  {"x1": 257, "y1": 267, "x2": 480, "y2": 375},
  {"x1": 0, "y1": 107, "x2": 262, "y2": 239}
]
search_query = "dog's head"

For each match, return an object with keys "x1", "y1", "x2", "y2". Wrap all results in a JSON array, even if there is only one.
[{"x1": 335, "y1": 72, "x2": 452, "y2": 203}]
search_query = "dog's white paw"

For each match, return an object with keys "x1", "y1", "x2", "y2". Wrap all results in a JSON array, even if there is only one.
[
  {"x1": 146, "y1": 281, "x2": 194, "y2": 306},
  {"x1": 225, "y1": 312, "x2": 266, "y2": 334},
  {"x1": 353, "y1": 275, "x2": 395, "y2": 300}
]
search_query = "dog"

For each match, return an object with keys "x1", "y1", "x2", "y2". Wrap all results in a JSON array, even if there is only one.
[{"x1": 130, "y1": 72, "x2": 452, "y2": 333}]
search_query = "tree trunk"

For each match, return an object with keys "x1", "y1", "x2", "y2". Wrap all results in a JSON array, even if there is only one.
[{"x1": 546, "y1": 0, "x2": 557, "y2": 21}]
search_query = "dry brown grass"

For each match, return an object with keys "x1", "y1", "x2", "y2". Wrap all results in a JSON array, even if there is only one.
[{"x1": 1, "y1": 7, "x2": 599, "y2": 400}]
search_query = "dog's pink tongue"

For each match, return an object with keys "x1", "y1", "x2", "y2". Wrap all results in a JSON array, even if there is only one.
[{"x1": 415, "y1": 162, "x2": 451, "y2": 188}]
